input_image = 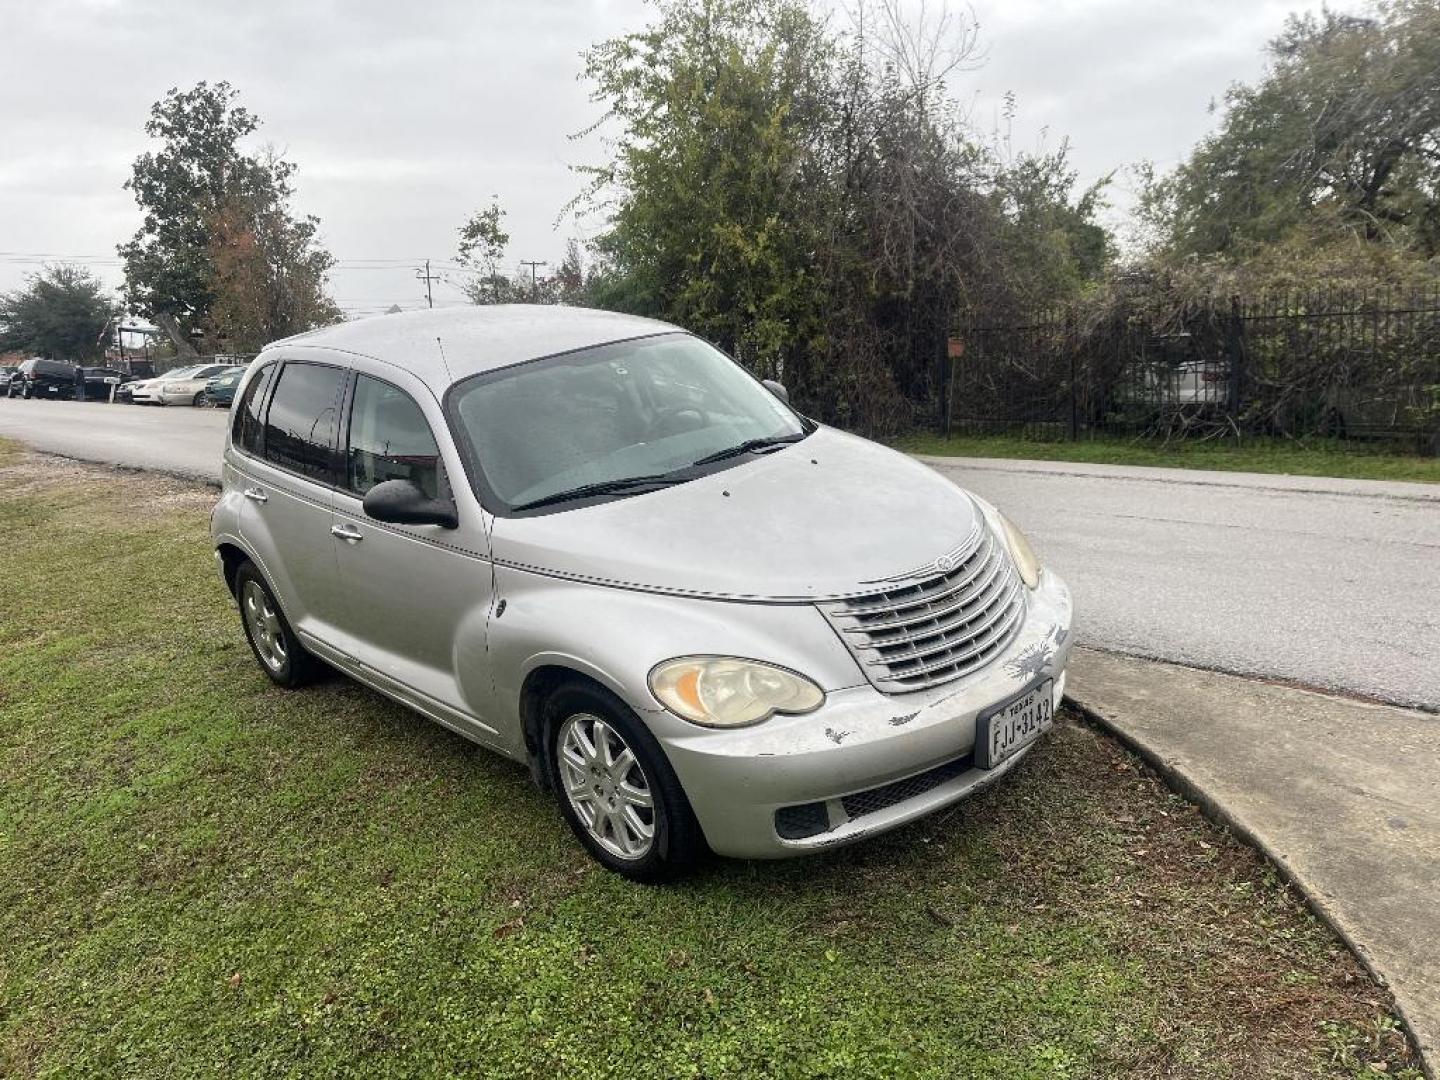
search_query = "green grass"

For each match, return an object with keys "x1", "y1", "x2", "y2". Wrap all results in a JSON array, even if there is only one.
[
  {"x1": 896, "y1": 432, "x2": 1440, "y2": 483},
  {"x1": 0, "y1": 444, "x2": 1421, "y2": 1078}
]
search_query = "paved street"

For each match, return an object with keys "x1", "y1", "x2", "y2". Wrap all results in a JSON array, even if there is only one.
[
  {"x1": 922, "y1": 455, "x2": 1440, "y2": 711},
  {"x1": 0, "y1": 397, "x2": 228, "y2": 484},
  {"x1": 2, "y1": 398, "x2": 1437, "y2": 710}
]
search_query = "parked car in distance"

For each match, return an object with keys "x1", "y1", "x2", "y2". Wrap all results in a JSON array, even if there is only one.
[
  {"x1": 121, "y1": 369, "x2": 188, "y2": 404},
  {"x1": 155, "y1": 364, "x2": 247, "y2": 407},
  {"x1": 79, "y1": 366, "x2": 133, "y2": 399},
  {"x1": 0, "y1": 368, "x2": 15, "y2": 394},
  {"x1": 6, "y1": 357, "x2": 81, "y2": 399},
  {"x1": 200, "y1": 368, "x2": 246, "y2": 408},
  {"x1": 212, "y1": 306, "x2": 1072, "y2": 880},
  {"x1": 130, "y1": 364, "x2": 234, "y2": 405}
]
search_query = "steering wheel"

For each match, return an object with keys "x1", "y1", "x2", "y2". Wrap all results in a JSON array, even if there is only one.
[{"x1": 646, "y1": 405, "x2": 709, "y2": 437}]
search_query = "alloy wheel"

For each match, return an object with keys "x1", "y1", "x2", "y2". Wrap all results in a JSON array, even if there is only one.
[
  {"x1": 241, "y1": 579, "x2": 288, "y2": 673},
  {"x1": 557, "y1": 712, "x2": 656, "y2": 860}
]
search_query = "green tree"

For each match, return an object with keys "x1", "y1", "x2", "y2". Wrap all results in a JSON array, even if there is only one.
[
  {"x1": 119, "y1": 81, "x2": 339, "y2": 353},
  {"x1": 0, "y1": 264, "x2": 117, "y2": 362},
  {"x1": 576, "y1": 0, "x2": 832, "y2": 362},
  {"x1": 992, "y1": 149, "x2": 1113, "y2": 310},
  {"x1": 572, "y1": 0, "x2": 1110, "y2": 431},
  {"x1": 457, "y1": 199, "x2": 518, "y2": 304},
  {"x1": 1141, "y1": 1, "x2": 1440, "y2": 260}
]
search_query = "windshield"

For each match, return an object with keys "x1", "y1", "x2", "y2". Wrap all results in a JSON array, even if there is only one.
[
  {"x1": 162, "y1": 367, "x2": 199, "y2": 380},
  {"x1": 447, "y1": 333, "x2": 807, "y2": 511}
]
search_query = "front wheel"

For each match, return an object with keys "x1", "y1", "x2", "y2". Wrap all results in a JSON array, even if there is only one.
[
  {"x1": 545, "y1": 682, "x2": 704, "y2": 881},
  {"x1": 193, "y1": 391, "x2": 207, "y2": 407},
  {"x1": 234, "y1": 561, "x2": 320, "y2": 688}
]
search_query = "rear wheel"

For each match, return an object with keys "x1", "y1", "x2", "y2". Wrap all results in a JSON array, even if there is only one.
[
  {"x1": 544, "y1": 681, "x2": 704, "y2": 881},
  {"x1": 234, "y1": 561, "x2": 320, "y2": 688}
]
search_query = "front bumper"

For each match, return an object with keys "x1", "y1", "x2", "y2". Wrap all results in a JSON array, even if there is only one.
[{"x1": 651, "y1": 569, "x2": 1072, "y2": 859}]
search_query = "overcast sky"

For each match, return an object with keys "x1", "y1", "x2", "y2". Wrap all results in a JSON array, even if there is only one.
[{"x1": 0, "y1": 0, "x2": 1356, "y2": 319}]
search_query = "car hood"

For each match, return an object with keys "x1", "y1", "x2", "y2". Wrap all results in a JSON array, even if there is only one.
[{"x1": 489, "y1": 427, "x2": 983, "y2": 602}]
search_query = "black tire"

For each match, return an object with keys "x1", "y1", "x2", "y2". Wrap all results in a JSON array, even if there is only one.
[
  {"x1": 193, "y1": 391, "x2": 207, "y2": 407},
  {"x1": 233, "y1": 560, "x2": 321, "y2": 688},
  {"x1": 21, "y1": 382, "x2": 33, "y2": 399},
  {"x1": 543, "y1": 680, "x2": 705, "y2": 882}
]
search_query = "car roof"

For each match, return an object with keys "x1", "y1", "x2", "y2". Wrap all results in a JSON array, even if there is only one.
[{"x1": 262, "y1": 305, "x2": 678, "y2": 391}]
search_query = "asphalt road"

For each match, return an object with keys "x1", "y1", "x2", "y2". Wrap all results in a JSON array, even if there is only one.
[
  {"x1": 920, "y1": 455, "x2": 1440, "y2": 711},
  {"x1": 3, "y1": 397, "x2": 1438, "y2": 709},
  {"x1": 0, "y1": 396, "x2": 228, "y2": 483}
]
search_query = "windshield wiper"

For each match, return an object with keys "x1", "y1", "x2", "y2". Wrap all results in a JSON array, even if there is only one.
[
  {"x1": 510, "y1": 473, "x2": 686, "y2": 512},
  {"x1": 690, "y1": 432, "x2": 806, "y2": 467}
]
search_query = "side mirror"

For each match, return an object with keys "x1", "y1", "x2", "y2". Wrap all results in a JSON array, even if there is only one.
[
  {"x1": 762, "y1": 378, "x2": 789, "y2": 404},
  {"x1": 362, "y1": 479, "x2": 459, "y2": 529}
]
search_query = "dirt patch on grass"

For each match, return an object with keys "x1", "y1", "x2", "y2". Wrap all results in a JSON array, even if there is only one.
[{"x1": 0, "y1": 447, "x2": 216, "y2": 518}]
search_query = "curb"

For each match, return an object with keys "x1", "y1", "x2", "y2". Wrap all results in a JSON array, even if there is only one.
[{"x1": 1066, "y1": 692, "x2": 1435, "y2": 1079}]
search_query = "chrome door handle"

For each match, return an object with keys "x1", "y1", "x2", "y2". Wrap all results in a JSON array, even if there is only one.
[
  {"x1": 330, "y1": 523, "x2": 363, "y2": 542},
  {"x1": 243, "y1": 486, "x2": 268, "y2": 503}
]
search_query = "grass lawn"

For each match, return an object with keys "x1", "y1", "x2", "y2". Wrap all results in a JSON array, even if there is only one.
[
  {"x1": 0, "y1": 442, "x2": 1421, "y2": 1078},
  {"x1": 896, "y1": 432, "x2": 1440, "y2": 484}
]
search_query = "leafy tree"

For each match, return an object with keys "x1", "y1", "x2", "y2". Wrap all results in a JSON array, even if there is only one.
[
  {"x1": 1141, "y1": 1, "x2": 1440, "y2": 260},
  {"x1": 206, "y1": 153, "x2": 342, "y2": 353},
  {"x1": 572, "y1": 0, "x2": 1111, "y2": 431},
  {"x1": 577, "y1": 0, "x2": 832, "y2": 363},
  {"x1": 0, "y1": 264, "x2": 117, "y2": 362},
  {"x1": 991, "y1": 149, "x2": 1113, "y2": 311},
  {"x1": 545, "y1": 239, "x2": 590, "y2": 305},
  {"x1": 119, "y1": 81, "x2": 340, "y2": 353},
  {"x1": 457, "y1": 200, "x2": 518, "y2": 304}
]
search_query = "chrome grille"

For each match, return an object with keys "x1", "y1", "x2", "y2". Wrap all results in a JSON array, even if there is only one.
[{"x1": 819, "y1": 526, "x2": 1025, "y2": 693}]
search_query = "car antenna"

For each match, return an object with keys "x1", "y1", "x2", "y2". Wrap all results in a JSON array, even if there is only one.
[{"x1": 435, "y1": 336, "x2": 454, "y2": 382}]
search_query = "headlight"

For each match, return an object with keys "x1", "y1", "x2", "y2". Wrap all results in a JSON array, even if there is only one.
[
  {"x1": 996, "y1": 512, "x2": 1041, "y2": 589},
  {"x1": 649, "y1": 657, "x2": 825, "y2": 728}
]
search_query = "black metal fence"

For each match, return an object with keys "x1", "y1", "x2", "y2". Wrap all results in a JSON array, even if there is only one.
[{"x1": 945, "y1": 289, "x2": 1440, "y2": 453}]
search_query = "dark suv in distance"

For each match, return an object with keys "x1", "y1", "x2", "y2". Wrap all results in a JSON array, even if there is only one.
[
  {"x1": 5, "y1": 358, "x2": 130, "y2": 400},
  {"x1": 7, "y1": 358, "x2": 75, "y2": 398}
]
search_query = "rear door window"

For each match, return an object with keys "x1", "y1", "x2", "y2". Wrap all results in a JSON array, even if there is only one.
[
  {"x1": 234, "y1": 362, "x2": 277, "y2": 455},
  {"x1": 345, "y1": 375, "x2": 443, "y2": 500},
  {"x1": 261, "y1": 362, "x2": 346, "y2": 483}
]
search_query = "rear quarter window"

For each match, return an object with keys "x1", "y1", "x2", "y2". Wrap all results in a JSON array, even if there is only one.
[
  {"x1": 261, "y1": 362, "x2": 346, "y2": 482},
  {"x1": 233, "y1": 363, "x2": 277, "y2": 456}
]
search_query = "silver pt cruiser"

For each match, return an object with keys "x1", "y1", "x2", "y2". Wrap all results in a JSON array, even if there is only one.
[{"x1": 211, "y1": 306, "x2": 1072, "y2": 880}]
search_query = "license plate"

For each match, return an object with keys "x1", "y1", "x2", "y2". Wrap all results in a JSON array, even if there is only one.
[{"x1": 976, "y1": 679, "x2": 1054, "y2": 769}]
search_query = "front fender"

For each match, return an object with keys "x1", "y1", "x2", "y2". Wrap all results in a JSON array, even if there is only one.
[{"x1": 488, "y1": 564, "x2": 866, "y2": 726}]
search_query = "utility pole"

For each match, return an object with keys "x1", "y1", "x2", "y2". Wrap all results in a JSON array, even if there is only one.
[
  {"x1": 416, "y1": 259, "x2": 440, "y2": 308},
  {"x1": 519, "y1": 260, "x2": 548, "y2": 301}
]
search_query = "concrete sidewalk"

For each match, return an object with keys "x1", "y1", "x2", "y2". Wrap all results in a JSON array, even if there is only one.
[{"x1": 1067, "y1": 647, "x2": 1439, "y2": 1073}]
